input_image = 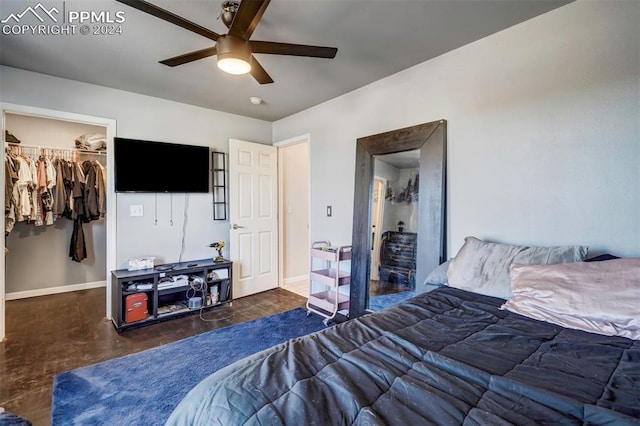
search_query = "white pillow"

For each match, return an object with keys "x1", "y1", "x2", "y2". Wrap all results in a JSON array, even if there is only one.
[
  {"x1": 502, "y1": 259, "x2": 640, "y2": 340},
  {"x1": 447, "y1": 236, "x2": 588, "y2": 299},
  {"x1": 424, "y1": 259, "x2": 450, "y2": 286}
]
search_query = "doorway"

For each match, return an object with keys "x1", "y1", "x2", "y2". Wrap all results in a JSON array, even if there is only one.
[
  {"x1": 370, "y1": 177, "x2": 386, "y2": 281},
  {"x1": 275, "y1": 135, "x2": 310, "y2": 298},
  {"x1": 1, "y1": 103, "x2": 117, "y2": 341}
]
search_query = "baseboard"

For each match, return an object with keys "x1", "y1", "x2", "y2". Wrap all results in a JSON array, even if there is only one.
[
  {"x1": 6, "y1": 280, "x2": 107, "y2": 300},
  {"x1": 283, "y1": 274, "x2": 308, "y2": 286}
]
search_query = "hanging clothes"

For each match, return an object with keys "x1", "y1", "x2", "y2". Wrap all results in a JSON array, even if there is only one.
[
  {"x1": 4, "y1": 144, "x2": 107, "y2": 263},
  {"x1": 32, "y1": 156, "x2": 47, "y2": 227},
  {"x1": 70, "y1": 161, "x2": 86, "y2": 221},
  {"x1": 82, "y1": 160, "x2": 100, "y2": 221},
  {"x1": 5, "y1": 153, "x2": 19, "y2": 234},
  {"x1": 5, "y1": 154, "x2": 17, "y2": 213},
  {"x1": 94, "y1": 160, "x2": 107, "y2": 218},
  {"x1": 69, "y1": 160, "x2": 88, "y2": 262},
  {"x1": 52, "y1": 158, "x2": 68, "y2": 218},
  {"x1": 41, "y1": 156, "x2": 56, "y2": 225},
  {"x1": 14, "y1": 154, "x2": 34, "y2": 221},
  {"x1": 69, "y1": 218, "x2": 87, "y2": 262}
]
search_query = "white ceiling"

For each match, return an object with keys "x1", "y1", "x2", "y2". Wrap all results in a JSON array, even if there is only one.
[{"x1": 0, "y1": 0, "x2": 573, "y2": 122}]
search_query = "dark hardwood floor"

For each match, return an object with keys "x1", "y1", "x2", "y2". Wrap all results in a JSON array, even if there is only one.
[
  {"x1": 0, "y1": 287, "x2": 307, "y2": 426},
  {"x1": 0, "y1": 282, "x2": 406, "y2": 425}
]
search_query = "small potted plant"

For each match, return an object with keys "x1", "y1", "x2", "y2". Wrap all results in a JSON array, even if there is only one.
[{"x1": 209, "y1": 241, "x2": 225, "y2": 262}]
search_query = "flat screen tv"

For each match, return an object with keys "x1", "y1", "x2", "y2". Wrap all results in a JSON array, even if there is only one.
[{"x1": 114, "y1": 137, "x2": 209, "y2": 193}]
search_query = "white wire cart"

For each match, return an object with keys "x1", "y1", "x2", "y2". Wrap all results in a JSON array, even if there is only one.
[{"x1": 306, "y1": 241, "x2": 352, "y2": 325}]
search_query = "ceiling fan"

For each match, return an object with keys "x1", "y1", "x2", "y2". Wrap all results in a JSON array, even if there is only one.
[{"x1": 115, "y1": 0, "x2": 338, "y2": 84}]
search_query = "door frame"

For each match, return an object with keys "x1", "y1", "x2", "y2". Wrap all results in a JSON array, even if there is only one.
[
  {"x1": 273, "y1": 134, "x2": 311, "y2": 289},
  {"x1": 370, "y1": 176, "x2": 387, "y2": 281},
  {"x1": 0, "y1": 102, "x2": 117, "y2": 341}
]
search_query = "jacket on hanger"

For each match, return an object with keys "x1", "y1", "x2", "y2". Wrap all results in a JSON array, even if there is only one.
[{"x1": 82, "y1": 160, "x2": 100, "y2": 221}]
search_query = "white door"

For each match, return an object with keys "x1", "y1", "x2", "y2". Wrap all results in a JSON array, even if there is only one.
[
  {"x1": 370, "y1": 178, "x2": 386, "y2": 280},
  {"x1": 229, "y1": 139, "x2": 278, "y2": 298}
]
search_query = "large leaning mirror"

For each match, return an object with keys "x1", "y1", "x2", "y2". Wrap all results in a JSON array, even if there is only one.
[
  {"x1": 350, "y1": 119, "x2": 447, "y2": 318},
  {"x1": 370, "y1": 150, "x2": 421, "y2": 296}
]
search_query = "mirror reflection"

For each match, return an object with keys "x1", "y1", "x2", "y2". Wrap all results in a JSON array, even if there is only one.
[{"x1": 370, "y1": 149, "x2": 420, "y2": 297}]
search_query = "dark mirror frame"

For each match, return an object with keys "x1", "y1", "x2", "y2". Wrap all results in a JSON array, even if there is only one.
[{"x1": 350, "y1": 119, "x2": 447, "y2": 318}]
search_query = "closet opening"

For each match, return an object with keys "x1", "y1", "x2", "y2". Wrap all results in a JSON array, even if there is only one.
[{"x1": 1, "y1": 105, "x2": 117, "y2": 342}]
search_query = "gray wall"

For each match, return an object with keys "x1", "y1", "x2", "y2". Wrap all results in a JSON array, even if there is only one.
[
  {"x1": 274, "y1": 1, "x2": 640, "y2": 260},
  {"x1": 0, "y1": 67, "x2": 273, "y2": 271},
  {"x1": 1, "y1": 1, "x2": 638, "y2": 292}
]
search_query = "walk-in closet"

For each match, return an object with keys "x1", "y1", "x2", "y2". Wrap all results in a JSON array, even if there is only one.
[{"x1": 4, "y1": 113, "x2": 108, "y2": 300}]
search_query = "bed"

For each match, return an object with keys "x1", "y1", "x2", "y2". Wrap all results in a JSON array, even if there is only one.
[{"x1": 167, "y1": 238, "x2": 640, "y2": 425}]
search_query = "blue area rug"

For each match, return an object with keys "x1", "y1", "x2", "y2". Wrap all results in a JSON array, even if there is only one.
[
  {"x1": 51, "y1": 308, "x2": 326, "y2": 425},
  {"x1": 369, "y1": 291, "x2": 416, "y2": 311}
]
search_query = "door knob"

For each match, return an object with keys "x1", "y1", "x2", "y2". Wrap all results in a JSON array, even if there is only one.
[{"x1": 232, "y1": 224, "x2": 245, "y2": 229}]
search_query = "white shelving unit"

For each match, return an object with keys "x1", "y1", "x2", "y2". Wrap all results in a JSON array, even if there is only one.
[{"x1": 306, "y1": 241, "x2": 352, "y2": 325}]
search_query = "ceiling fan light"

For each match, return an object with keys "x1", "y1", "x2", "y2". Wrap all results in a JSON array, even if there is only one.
[
  {"x1": 217, "y1": 35, "x2": 252, "y2": 75},
  {"x1": 218, "y1": 57, "x2": 251, "y2": 75}
]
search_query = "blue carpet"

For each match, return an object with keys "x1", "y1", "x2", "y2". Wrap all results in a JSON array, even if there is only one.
[
  {"x1": 51, "y1": 308, "x2": 327, "y2": 425},
  {"x1": 368, "y1": 291, "x2": 416, "y2": 311}
]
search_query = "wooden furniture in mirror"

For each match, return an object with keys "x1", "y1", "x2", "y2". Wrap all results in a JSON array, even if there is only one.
[{"x1": 350, "y1": 119, "x2": 447, "y2": 318}]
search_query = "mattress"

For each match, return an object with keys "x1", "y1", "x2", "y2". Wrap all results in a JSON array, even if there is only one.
[{"x1": 167, "y1": 287, "x2": 640, "y2": 425}]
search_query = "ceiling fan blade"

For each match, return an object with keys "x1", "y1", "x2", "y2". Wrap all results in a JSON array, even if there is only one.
[
  {"x1": 159, "y1": 47, "x2": 218, "y2": 67},
  {"x1": 251, "y1": 41, "x2": 337, "y2": 58},
  {"x1": 228, "y1": 0, "x2": 270, "y2": 40},
  {"x1": 249, "y1": 56, "x2": 274, "y2": 85},
  {"x1": 115, "y1": 0, "x2": 220, "y2": 41}
]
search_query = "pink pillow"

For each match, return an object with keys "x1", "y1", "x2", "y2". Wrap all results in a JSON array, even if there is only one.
[{"x1": 502, "y1": 258, "x2": 640, "y2": 340}]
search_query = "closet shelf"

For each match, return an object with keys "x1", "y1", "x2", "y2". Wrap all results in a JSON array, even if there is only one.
[{"x1": 5, "y1": 142, "x2": 107, "y2": 156}]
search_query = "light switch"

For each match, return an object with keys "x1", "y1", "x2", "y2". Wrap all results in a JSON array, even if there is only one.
[
  {"x1": 130, "y1": 204, "x2": 144, "y2": 217},
  {"x1": 326, "y1": 205, "x2": 332, "y2": 217}
]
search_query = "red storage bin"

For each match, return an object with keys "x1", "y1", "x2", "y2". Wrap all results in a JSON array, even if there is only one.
[{"x1": 125, "y1": 293, "x2": 148, "y2": 323}]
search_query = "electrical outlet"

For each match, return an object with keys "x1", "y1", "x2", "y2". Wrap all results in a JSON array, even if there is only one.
[
  {"x1": 130, "y1": 204, "x2": 144, "y2": 217},
  {"x1": 326, "y1": 205, "x2": 332, "y2": 217}
]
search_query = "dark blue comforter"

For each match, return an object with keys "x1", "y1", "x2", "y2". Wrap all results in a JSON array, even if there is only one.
[{"x1": 167, "y1": 287, "x2": 640, "y2": 425}]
